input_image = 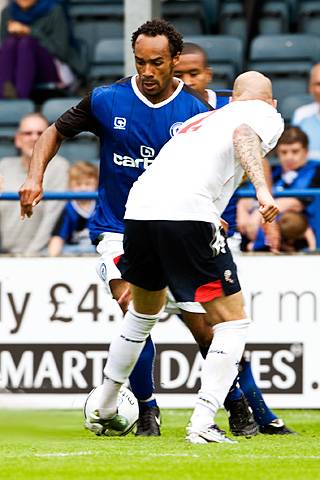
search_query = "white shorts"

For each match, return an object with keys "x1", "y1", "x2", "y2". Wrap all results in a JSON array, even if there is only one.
[
  {"x1": 95, "y1": 231, "x2": 205, "y2": 313},
  {"x1": 96, "y1": 232, "x2": 124, "y2": 293}
]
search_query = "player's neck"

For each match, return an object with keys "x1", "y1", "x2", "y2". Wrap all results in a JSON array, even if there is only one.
[{"x1": 136, "y1": 77, "x2": 179, "y2": 104}]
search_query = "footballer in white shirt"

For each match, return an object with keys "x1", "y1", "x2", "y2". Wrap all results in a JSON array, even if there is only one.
[{"x1": 89, "y1": 71, "x2": 284, "y2": 445}]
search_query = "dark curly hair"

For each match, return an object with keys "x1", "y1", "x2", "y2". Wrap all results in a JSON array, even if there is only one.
[{"x1": 131, "y1": 18, "x2": 183, "y2": 58}]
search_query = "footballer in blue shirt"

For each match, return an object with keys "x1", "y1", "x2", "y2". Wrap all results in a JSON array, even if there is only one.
[{"x1": 20, "y1": 19, "x2": 213, "y2": 436}]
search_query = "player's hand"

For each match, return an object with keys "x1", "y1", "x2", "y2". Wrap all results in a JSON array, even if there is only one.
[
  {"x1": 220, "y1": 218, "x2": 229, "y2": 234},
  {"x1": 7, "y1": 20, "x2": 30, "y2": 35},
  {"x1": 19, "y1": 179, "x2": 43, "y2": 219},
  {"x1": 256, "y1": 188, "x2": 279, "y2": 223}
]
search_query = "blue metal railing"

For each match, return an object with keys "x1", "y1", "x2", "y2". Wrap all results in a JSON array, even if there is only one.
[{"x1": 1, "y1": 188, "x2": 320, "y2": 200}]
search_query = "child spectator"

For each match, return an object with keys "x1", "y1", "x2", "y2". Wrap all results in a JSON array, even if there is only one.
[
  {"x1": 48, "y1": 161, "x2": 98, "y2": 256},
  {"x1": 0, "y1": 0, "x2": 84, "y2": 98},
  {"x1": 249, "y1": 211, "x2": 315, "y2": 252},
  {"x1": 238, "y1": 126, "x2": 320, "y2": 251}
]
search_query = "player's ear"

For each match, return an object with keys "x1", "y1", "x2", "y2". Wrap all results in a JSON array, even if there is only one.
[
  {"x1": 206, "y1": 66, "x2": 213, "y2": 84},
  {"x1": 172, "y1": 53, "x2": 181, "y2": 68}
]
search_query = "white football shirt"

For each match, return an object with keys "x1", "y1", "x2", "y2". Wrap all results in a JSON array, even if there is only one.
[{"x1": 124, "y1": 100, "x2": 284, "y2": 225}]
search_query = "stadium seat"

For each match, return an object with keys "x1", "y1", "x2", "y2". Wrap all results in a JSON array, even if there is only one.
[
  {"x1": 278, "y1": 93, "x2": 313, "y2": 124},
  {"x1": 200, "y1": 0, "x2": 220, "y2": 32},
  {"x1": 89, "y1": 38, "x2": 124, "y2": 86},
  {"x1": 162, "y1": 1, "x2": 207, "y2": 35},
  {"x1": 41, "y1": 97, "x2": 99, "y2": 163},
  {"x1": 68, "y1": 3, "x2": 123, "y2": 57},
  {"x1": 59, "y1": 136, "x2": 99, "y2": 164},
  {"x1": 249, "y1": 34, "x2": 320, "y2": 100},
  {"x1": 184, "y1": 35, "x2": 244, "y2": 89},
  {"x1": 0, "y1": 142, "x2": 18, "y2": 159},
  {"x1": 219, "y1": 2, "x2": 246, "y2": 41},
  {"x1": 0, "y1": 99, "x2": 35, "y2": 139},
  {"x1": 41, "y1": 98, "x2": 82, "y2": 124},
  {"x1": 298, "y1": 2, "x2": 320, "y2": 35},
  {"x1": 259, "y1": 1, "x2": 289, "y2": 35}
]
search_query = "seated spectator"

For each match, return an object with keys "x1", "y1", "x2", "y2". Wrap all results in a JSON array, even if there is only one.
[
  {"x1": 48, "y1": 161, "x2": 98, "y2": 256},
  {"x1": 237, "y1": 126, "x2": 320, "y2": 251},
  {"x1": 292, "y1": 64, "x2": 320, "y2": 161},
  {"x1": 0, "y1": 112, "x2": 69, "y2": 254},
  {"x1": 249, "y1": 211, "x2": 315, "y2": 252},
  {"x1": 0, "y1": 0, "x2": 84, "y2": 99}
]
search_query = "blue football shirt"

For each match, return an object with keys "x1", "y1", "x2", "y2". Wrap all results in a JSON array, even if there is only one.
[{"x1": 56, "y1": 76, "x2": 211, "y2": 242}]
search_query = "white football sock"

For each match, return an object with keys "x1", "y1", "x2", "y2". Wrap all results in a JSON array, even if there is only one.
[
  {"x1": 98, "y1": 303, "x2": 162, "y2": 418},
  {"x1": 190, "y1": 318, "x2": 250, "y2": 431}
]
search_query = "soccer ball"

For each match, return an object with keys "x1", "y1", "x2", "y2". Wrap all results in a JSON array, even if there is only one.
[{"x1": 84, "y1": 384, "x2": 139, "y2": 436}]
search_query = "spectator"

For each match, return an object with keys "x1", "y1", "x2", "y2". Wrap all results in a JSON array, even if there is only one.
[
  {"x1": 238, "y1": 126, "x2": 320, "y2": 251},
  {"x1": 48, "y1": 161, "x2": 98, "y2": 256},
  {"x1": 278, "y1": 211, "x2": 313, "y2": 252},
  {"x1": 0, "y1": 0, "x2": 83, "y2": 99},
  {"x1": 0, "y1": 112, "x2": 69, "y2": 254},
  {"x1": 292, "y1": 63, "x2": 320, "y2": 161}
]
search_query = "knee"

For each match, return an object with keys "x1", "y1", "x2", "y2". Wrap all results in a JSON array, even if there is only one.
[{"x1": 17, "y1": 35, "x2": 37, "y2": 52}]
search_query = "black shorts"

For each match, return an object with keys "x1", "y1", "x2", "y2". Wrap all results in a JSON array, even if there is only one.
[{"x1": 118, "y1": 220, "x2": 241, "y2": 303}]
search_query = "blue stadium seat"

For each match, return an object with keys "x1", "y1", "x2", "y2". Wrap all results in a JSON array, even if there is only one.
[
  {"x1": 259, "y1": 1, "x2": 290, "y2": 35},
  {"x1": 219, "y1": 2, "x2": 246, "y2": 41},
  {"x1": 249, "y1": 34, "x2": 320, "y2": 100},
  {"x1": 162, "y1": 1, "x2": 207, "y2": 35},
  {"x1": 59, "y1": 136, "x2": 99, "y2": 164},
  {"x1": 0, "y1": 142, "x2": 17, "y2": 159},
  {"x1": 41, "y1": 98, "x2": 82, "y2": 124},
  {"x1": 184, "y1": 35, "x2": 244, "y2": 89},
  {"x1": 298, "y1": 1, "x2": 320, "y2": 35},
  {"x1": 89, "y1": 38, "x2": 124, "y2": 86},
  {"x1": 201, "y1": 0, "x2": 220, "y2": 32},
  {"x1": 68, "y1": 3, "x2": 123, "y2": 57},
  {"x1": 41, "y1": 97, "x2": 99, "y2": 163},
  {"x1": 278, "y1": 93, "x2": 313, "y2": 124},
  {"x1": 0, "y1": 99, "x2": 35, "y2": 139}
]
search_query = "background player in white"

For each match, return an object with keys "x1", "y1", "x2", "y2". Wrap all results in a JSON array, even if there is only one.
[{"x1": 89, "y1": 71, "x2": 284, "y2": 444}]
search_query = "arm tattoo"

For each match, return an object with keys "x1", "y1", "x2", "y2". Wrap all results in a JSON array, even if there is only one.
[{"x1": 233, "y1": 124, "x2": 266, "y2": 190}]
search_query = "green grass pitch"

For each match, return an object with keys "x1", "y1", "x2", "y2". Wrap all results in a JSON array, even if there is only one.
[{"x1": 1, "y1": 409, "x2": 320, "y2": 480}]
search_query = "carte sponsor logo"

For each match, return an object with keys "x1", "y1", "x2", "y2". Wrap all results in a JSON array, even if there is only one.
[
  {"x1": 0, "y1": 343, "x2": 303, "y2": 395},
  {"x1": 113, "y1": 145, "x2": 155, "y2": 169},
  {"x1": 113, "y1": 117, "x2": 126, "y2": 130}
]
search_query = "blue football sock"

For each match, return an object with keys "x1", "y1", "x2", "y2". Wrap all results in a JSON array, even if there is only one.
[
  {"x1": 224, "y1": 374, "x2": 244, "y2": 410},
  {"x1": 129, "y1": 335, "x2": 158, "y2": 406},
  {"x1": 239, "y1": 358, "x2": 277, "y2": 426}
]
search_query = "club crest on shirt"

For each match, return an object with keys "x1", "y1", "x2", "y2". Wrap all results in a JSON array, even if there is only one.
[
  {"x1": 224, "y1": 269, "x2": 234, "y2": 284},
  {"x1": 99, "y1": 262, "x2": 107, "y2": 281},
  {"x1": 169, "y1": 122, "x2": 183, "y2": 137},
  {"x1": 114, "y1": 117, "x2": 127, "y2": 130}
]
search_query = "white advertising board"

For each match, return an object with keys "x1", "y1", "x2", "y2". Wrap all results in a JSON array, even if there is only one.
[{"x1": 0, "y1": 256, "x2": 319, "y2": 409}]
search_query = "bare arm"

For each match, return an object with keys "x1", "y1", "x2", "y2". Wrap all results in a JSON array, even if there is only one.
[
  {"x1": 48, "y1": 236, "x2": 65, "y2": 256},
  {"x1": 233, "y1": 124, "x2": 279, "y2": 223},
  {"x1": 19, "y1": 125, "x2": 65, "y2": 219}
]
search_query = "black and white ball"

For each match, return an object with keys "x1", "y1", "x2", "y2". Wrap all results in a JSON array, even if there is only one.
[{"x1": 84, "y1": 385, "x2": 139, "y2": 436}]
